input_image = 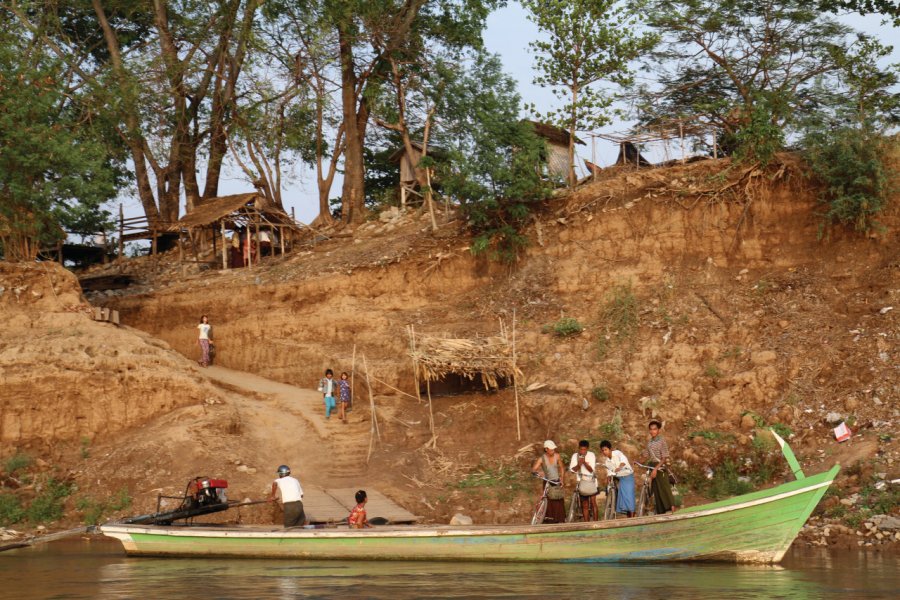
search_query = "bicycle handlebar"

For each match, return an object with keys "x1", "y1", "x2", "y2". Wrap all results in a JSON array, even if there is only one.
[
  {"x1": 531, "y1": 473, "x2": 562, "y2": 485},
  {"x1": 634, "y1": 462, "x2": 666, "y2": 471}
]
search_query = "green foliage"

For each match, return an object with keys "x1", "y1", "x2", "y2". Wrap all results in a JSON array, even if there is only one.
[
  {"x1": 0, "y1": 494, "x2": 25, "y2": 526},
  {"x1": 638, "y1": 1, "x2": 890, "y2": 161},
  {"x1": 4, "y1": 453, "x2": 32, "y2": 474},
  {"x1": 596, "y1": 283, "x2": 639, "y2": 358},
  {"x1": 544, "y1": 316, "x2": 584, "y2": 337},
  {"x1": 689, "y1": 430, "x2": 734, "y2": 443},
  {"x1": 703, "y1": 363, "x2": 722, "y2": 380},
  {"x1": 730, "y1": 96, "x2": 786, "y2": 167},
  {"x1": 75, "y1": 488, "x2": 132, "y2": 526},
  {"x1": 817, "y1": 0, "x2": 900, "y2": 26},
  {"x1": 438, "y1": 53, "x2": 553, "y2": 262},
  {"x1": 599, "y1": 409, "x2": 624, "y2": 441},
  {"x1": 591, "y1": 386, "x2": 610, "y2": 402},
  {"x1": 769, "y1": 423, "x2": 793, "y2": 439},
  {"x1": 742, "y1": 411, "x2": 767, "y2": 429},
  {"x1": 706, "y1": 460, "x2": 754, "y2": 499},
  {"x1": 453, "y1": 464, "x2": 530, "y2": 498},
  {"x1": 803, "y1": 127, "x2": 894, "y2": 234},
  {"x1": 0, "y1": 19, "x2": 119, "y2": 260},
  {"x1": 25, "y1": 479, "x2": 74, "y2": 524}
]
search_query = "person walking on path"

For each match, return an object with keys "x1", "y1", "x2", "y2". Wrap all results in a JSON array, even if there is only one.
[
  {"x1": 569, "y1": 439, "x2": 599, "y2": 521},
  {"x1": 531, "y1": 440, "x2": 567, "y2": 524},
  {"x1": 337, "y1": 371, "x2": 351, "y2": 422},
  {"x1": 348, "y1": 490, "x2": 372, "y2": 528},
  {"x1": 268, "y1": 464, "x2": 306, "y2": 527},
  {"x1": 318, "y1": 369, "x2": 338, "y2": 419},
  {"x1": 197, "y1": 315, "x2": 213, "y2": 367},
  {"x1": 600, "y1": 440, "x2": 635, "y2": 517},
  {"x1": 647, "y1": 420, "x2": 676, "y2": 515}
]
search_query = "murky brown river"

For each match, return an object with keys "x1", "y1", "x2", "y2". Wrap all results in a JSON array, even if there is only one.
[{"x1": 0, "y1": 538, "x2": 897, "y2": 599}]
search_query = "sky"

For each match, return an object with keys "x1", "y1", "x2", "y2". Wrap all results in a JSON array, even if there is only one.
[{"x1": 116, "y1": 3, "x2": 899, "y2": 229}]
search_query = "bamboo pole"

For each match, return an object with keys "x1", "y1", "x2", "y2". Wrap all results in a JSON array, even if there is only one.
[
  {"x1": 364, "y1": 354, "x2": 380, "y2": 463},
  {"x1": 118, "y1": 203, "x2": 124, "y2": 260},
  {"x1": 409, "y1": 325, "x2": 424, "y2": 405},
  {"x1": 350, "y1": 343, "x2": 357, "y2": 412},
  {"x1": 279, "y1": 225, "x2": 285, "y2": 256},
  {"x1": 221, "y1": 221, "x2": 228, "y2": 270},
  {"x1": 512, "y1": 310, "x2": 521, "y2": 441},
  {"x1": 426, "y1": 379, "x2": 436, "y2": 447}
]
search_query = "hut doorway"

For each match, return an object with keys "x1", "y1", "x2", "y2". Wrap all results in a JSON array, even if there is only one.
[{"x1": 421, "y1": 373, "x2": 511, "y2": 397}]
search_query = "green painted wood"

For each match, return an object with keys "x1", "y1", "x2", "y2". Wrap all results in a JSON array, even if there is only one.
[{"x1": 102, "y1": 465, "x2": 838, "y2": 564}]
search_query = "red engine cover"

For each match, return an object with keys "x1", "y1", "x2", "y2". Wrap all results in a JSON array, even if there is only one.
[{"x1": 208, "y1": 478, "x2": 228, "y2": 489}]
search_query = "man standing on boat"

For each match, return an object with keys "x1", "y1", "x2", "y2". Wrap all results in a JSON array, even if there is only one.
[{"x1": 268, "y1": 465, "x2": 306, "y2": 527}]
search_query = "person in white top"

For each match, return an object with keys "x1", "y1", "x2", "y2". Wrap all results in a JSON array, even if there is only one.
[
  {"x1": 568, "y1": 440, "x2": 599, "y2": 521},
  {"x1": 197, "y1": 315, "x2": 213, "y2": 367},
  {"x1": 268, "y1": 464, "x2": 306, "y2": 527},
  {"x1": 600, "y1": 440, "x2": 635, "y2": 517}
]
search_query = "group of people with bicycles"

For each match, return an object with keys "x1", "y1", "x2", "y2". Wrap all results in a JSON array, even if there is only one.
[{"x1": 531, "y1": 420, "x2": 675, "y2": 524}]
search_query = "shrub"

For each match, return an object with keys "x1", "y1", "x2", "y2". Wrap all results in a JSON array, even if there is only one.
[
  {"x1": 596, "y1": 283, "x2": 639, "y2": 358},
  {"x1": 703, "y1": 363, "x2": 722, "y2": 379},
  {"x1": 75, "y1": 488, "x2": 131, "y2": 526},
  {"x1": 0, "y1": 494, "x2": 25, "y2": 526},
  {"x1": 26, "y1": 478, "x2": 73, "y2": 524},
  {"x1": 599, "y1": 409, "x2": 624, "y2": 441},
  {"x1": 591, "y1": 386, "x2": 610, "y2": 402},
  {"x1": 707, "y1": 460, "x2": 754, "y2": 499},
  {"x1": 4, "y1": 453, "x2": 32, "y2": 474},
  {"x1": 803, "y1": 125, "x2": 894, "y2": 234},
  {"x1": 545, "y1": 317, "x2": 584, "y2": 337}
]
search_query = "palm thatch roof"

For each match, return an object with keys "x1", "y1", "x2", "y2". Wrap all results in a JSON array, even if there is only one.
[
  {"x1": 409, "y1": 329, "x2": 522, "y2": 390},
  {"x1": 168, "y1": 193, "x2": 299, "y2": 232}
]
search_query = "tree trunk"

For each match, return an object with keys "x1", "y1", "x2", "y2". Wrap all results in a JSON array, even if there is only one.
[{"x1": 338, "y1": 26, "x2": 368, "y2": 225}]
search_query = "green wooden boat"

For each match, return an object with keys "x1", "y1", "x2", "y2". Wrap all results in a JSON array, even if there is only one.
[{"x1": 100, "y1": 433, "x2": 837, "y2": 564}]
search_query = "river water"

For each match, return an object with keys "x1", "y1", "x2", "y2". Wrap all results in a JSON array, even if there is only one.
[{"x1": 0, "y1": 538, "x2": 897, "y2": 599}]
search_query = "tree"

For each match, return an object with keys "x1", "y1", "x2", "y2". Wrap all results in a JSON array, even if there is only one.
[
  {"x1": 637, "y1": 0, "x2": 882, "y2": 164},
  {"x1": 818, "y1": 0, "x2": 900, "y2": 26},
  {"x1": 523, "y1": 0, "x2": 653, "y2": 186},
  {"x1": 437, "y1": 53, "x2": 553, "y2": 261},
  {"x1": 6, "y1": 0, "x2": 263, "y2": 224},
  {"x1": 802, "y1": 36, "x2": 899, "y2": 233},
  {"x1": 0, "y1": 18, "x2": 119, "y2": 261}
]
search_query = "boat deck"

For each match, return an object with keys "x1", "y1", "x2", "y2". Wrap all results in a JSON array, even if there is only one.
[{"x1": 301, "y1": 486, "x2": 420, "y2": 524}]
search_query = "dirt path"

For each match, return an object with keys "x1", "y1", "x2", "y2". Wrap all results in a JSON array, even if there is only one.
[{"x1": 202, "y1": 366, "x2": 371, "y2": 484}]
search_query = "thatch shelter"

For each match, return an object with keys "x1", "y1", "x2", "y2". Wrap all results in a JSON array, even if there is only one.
[
  {"x1": 408, "y1": 321, "x2": 524, "y2": 442},
  {"x1": 168, "y1": 193, "x2": 302, "y2": 269}
]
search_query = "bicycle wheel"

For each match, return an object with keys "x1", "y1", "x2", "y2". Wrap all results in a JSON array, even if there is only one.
[
  {"x1": 531, "y1": 497, "x2": 548, "y2": 525},
  {"x1": 637, "y1": 483, "x2": 649, "y2": 517},
  {"x1": 604, "y1": 485, "x2": 617, "y2": 520},
  {"x1": 565, "y1": 491, "x2": 578, "y2": 523}
]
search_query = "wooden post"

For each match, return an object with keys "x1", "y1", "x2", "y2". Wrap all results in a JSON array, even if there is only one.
[
  {"x1": 351, "y1": 344, "x2": 357, "y2": 411},
  {"x1": 118, "y1": 203, "x2": 124, "y2": 260},
  {"x1": 57, "y1": 240, "x2": 63, "y2": 264},
  {"x1": 254, "y1": 213, "x2": 261, "y2": 266},
  {"x1": 426, "y1": 379, "x2": 435, "y2": 447},
  {"x1": 512, "y1": 310, "x2": 521, "y2": 442},
  {"x1": 221, "y1": 221, "x2": 228, "y2": 270},
  {"x1": 151, "y1": 228, "x2": 158, "y2": 255},
  {"x1": 364, "y1": 354, "x2": 381, "y2": 463},
  {"x1": 211, "y1": 223, "x2": 217, "y2": 259},
  {"x1": 401, "y1": 185, "x2": 407, "y2": 209},
  {"x1": 409, "y1": 325, "x2": 423, "y2": 405},
  {"x1": 680, "y1": 120, "x2": 686, "y2": 165},
  {"x1": 279, "y1": 225, "x2": 285, "y2": 256}
]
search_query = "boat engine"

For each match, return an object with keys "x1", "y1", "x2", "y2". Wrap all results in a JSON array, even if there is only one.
[
  {"x1": 187, "y1": 477, "x2": 228, "y2": 508},
  {"x1": 122, "y1": 476, "x2": 231, "y2": 525}
]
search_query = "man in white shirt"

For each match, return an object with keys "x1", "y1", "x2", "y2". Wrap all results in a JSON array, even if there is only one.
[
  {"x1": 568, "y1": 440, "x2": 599, "y2": 521},
  {"x1": 600, "y1": 440, "x2": 635, "y2": 517},
  {"x1": 268, "y1": 464, "x2": 306, "y2": 527}
]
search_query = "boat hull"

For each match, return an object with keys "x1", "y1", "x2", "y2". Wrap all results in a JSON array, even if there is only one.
[{"x1": 101, "y1": 466, "x2": 837, "y2": 564}]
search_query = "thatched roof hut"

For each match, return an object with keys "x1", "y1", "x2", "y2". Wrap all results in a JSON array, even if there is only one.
[
  {"x1": 409, "y1": 330, "x2": 522, "y2": 391},
  {"x1": 168, "y1": 193, "x2": 297, "y2": 232}
]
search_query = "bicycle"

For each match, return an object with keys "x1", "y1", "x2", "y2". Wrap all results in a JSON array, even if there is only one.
[
  {"x1": 601, "y1": 475, "x2": 618, "y2": 521},
  {"x1": 634, "y1": 462, "x2": 666, "y2": 517},
  {"x1": 565, "y1": 476, "x2": 600, "y2": 523},
  {"x1": 530, "y1": 473, "x2": 562, "y2": 525}
]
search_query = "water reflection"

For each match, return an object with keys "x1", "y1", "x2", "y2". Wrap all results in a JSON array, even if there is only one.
[{"x1": 0, "y1": 539, "x2": 896, "y2": 599}]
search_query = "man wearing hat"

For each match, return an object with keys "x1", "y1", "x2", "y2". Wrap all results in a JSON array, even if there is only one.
[
  {"x1": 531, "y1": 440, "x2": 567, "y2": 523},
  {"x1": 268, "y1": 464, "x2": 306, "y2": 527}
]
